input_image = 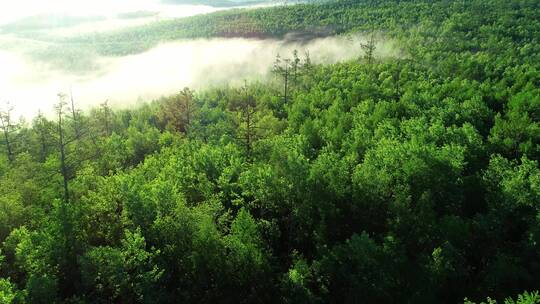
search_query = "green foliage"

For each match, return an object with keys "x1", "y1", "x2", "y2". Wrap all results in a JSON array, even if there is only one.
[
  {"x1": 315, "y1": 232, "x2": 395, "y2": 303},
  {"x1": 226, "y1": 208, "x2": 267, "y2": 277},
  {"x1": 1, "y1": 0, "x2": 540, "y2": 302},
  {"x1": 507, "y1": 292, "x2": 540, "y2": 304},
  {"x1": 466, "y1": 291, "x2": 540, "y2": 304},
  {"x1": 0, "y1": 278, "x2": 16, "y2": 304},
  {"x1": 0, "y1": 195, "x2": 25, "y2": 243},
  {"x1": 80, "y1": 229, "x2": 162, "y2": 303}
]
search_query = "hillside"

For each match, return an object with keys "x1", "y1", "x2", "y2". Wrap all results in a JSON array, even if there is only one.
[{"x1": 1, "y1": 0, "x2": 540, "y2": 303}]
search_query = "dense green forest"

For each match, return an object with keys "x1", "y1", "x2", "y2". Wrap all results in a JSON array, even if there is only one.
[
  {"x1": 4, "y1": 0, "x2": 535, "y2": 72},
  {"x1": 2, "y1": 0, "x2": 540, "y2": 303}
]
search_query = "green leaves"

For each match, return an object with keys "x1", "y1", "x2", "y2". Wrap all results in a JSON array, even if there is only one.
[
  {"x1": 0, "y1": 278, "x2": 16, "y2": 304},
  {"x1": 466, "y1": 290, "x2": 540, "y2": 304},
  {"x1": 1, "y1": 0, "x2": 540, "y2": 301},
  {"x1": 489, "y1": 89, "x2": 540, "y2": 160},
  {"x1": 315, "y1": 232, "x2": 394, "y2": 303},
  {"x1": 80, "y1": 229, "x2": 162, "y2": 303},
  {"x1": 483, "y1": 156, "x2": 540, "y2": 210},
  {"x1": 0, "y1": 194, "x2": 25, "y2": 243},
  {"x1": 227, "y1": 208, "x2": 266, "y2": 269}
]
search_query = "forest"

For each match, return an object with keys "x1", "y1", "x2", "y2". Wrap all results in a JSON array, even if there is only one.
[{"x1": 1, "y1": 0, "x2": 540, "y2": 303}]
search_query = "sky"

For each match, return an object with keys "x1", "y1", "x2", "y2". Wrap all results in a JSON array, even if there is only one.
[
  {"x1": 0, "y1": 0, "x2": 389, "y2": 119},
  {"x1": 0, "y1": 0, "x2": 220, "y2": 25}
]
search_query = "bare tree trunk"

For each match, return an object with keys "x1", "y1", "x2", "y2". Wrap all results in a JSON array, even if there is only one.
[
  {"x1": 56, "y1": 94, "x2": 70, "y2": 203},
  {"x1": 59, "y1": 112, "x2": 69, "y2": 203}
]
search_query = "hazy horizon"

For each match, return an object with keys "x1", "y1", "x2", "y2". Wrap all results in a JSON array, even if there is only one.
[
  {"x1": 0, "y1": 0, "x2": 225, "y2": 26},
  {"x1": 1, "y1": 34, "x2": 390, "y2": 119},
  {"x1": 0, "y1": 0, "x2": 386, "y2": 119}
]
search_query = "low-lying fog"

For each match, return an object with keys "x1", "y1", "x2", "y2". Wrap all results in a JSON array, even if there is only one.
[
  {"x1": 0, "y1": 0, "x2": 395, "y2": 119},
  {"x1": 1, "y1": 35, "x2": 394, "y2": 119}
]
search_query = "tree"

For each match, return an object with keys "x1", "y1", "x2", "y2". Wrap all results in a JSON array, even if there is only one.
[
  {"x1": 301, "y1": 51, "x2": 314, "y2": 77},
  {"x1": 32, "y1": 110, "x2": 55, "y2": 162},
  {"x1": 465, "y1": 290, "x2": 540, "y2": 304},
  {"x1": 229, "y1": 83, "x2": 282, "y2": 162},
  {"x1": 52, "y1": 91, "x2": 99, "y2": 203},
  {"x1": 360, "y1": 31, "x2": 377, "y2": 65},
  {"x1": 231, "y1": 84, "x2": 259, "y2": 161},
  {"x1": 489, "y1": 89, "x2": 540, "y2": 160},
  {"x1": 158, "y1": 88, "x2": 196, "y2": 134},
  {"x1": 96, "y1": 100, "x2": 114, "y2": 136},
  {"x1": 0, "y1": 278, "x2": 17, "y2": 304},
  {"x1": 55, "y1": 93, "x2": 71, "y2": 203},
  {"x1": 273, "y1": 54, "x2": 292, "y2": 104},
  {"x1": 292, "y1": 50, "x2": 301, "y2": 87},
  {"x1": 80, "y1": 229, "x2": 162, "y2": 303},
  {"x1": 225, "y1": 208, "x2": 272, "y2": 300},
  {"x1": 0, "y1": 102, "x2": 18, "y2": 163},
  {"x1": 315, "y1": 232, "x2": 395, "y2": 303},
  {"x1": 273, "y1": 51, "x2": 314, "y2": 101}
]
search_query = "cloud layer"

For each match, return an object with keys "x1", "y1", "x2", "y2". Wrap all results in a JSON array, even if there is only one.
[{"x1": 0, "y1": 34, "x2": 395, "y2": 119}]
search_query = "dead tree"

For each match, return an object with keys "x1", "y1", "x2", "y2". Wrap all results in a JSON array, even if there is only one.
[
  {"x1": 56, "y1": 93, "x2": 70, "y2": 203},
  {"x1": 55, "y1": 91, "x2": 99, "y2": 202}
]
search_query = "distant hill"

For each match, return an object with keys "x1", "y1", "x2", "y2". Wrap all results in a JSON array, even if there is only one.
[
  {"x1": 117, "y1": 10, "x2": 160, "y2": 20},
  {"x1": 162, "y1": 0, "x2": 276, "y2": 8}
]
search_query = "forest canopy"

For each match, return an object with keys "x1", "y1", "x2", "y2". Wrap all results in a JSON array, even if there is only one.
[{"x1": 1, "y1": 0, "x2": 540, "y2": 303}]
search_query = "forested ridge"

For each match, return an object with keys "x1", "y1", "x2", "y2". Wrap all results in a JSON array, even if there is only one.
[
  {"x1": 1, "y1": 0, "x2": 540, "y2": 303},
  {"x1": 9, "y1": 0, "x2": 537, "y2": 71}
]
